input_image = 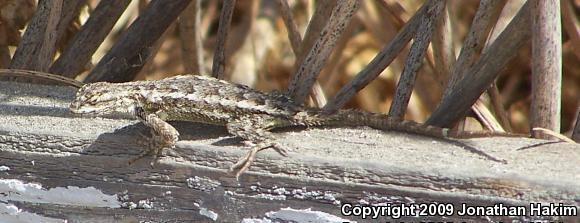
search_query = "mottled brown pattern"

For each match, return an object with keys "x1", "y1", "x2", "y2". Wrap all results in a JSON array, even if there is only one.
[{"x1": 70, "y1": 75, "x2": 515, "y2": 177}]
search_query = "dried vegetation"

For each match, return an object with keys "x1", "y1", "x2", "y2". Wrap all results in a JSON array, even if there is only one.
[{"x1": 0, "y1": 0, "x2": 578, "y2": 137}]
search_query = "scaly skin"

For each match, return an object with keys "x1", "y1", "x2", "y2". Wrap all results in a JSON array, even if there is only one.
[{"x1": 70, "y1": 75, "x2": 519, "y2": 177}]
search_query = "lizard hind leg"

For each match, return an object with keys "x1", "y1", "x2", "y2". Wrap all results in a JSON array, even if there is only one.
[
  {"x1": 229, "y1": 141, "x2": 285, "y2": 179},
  {"x1": 225, "y1": 117, "x2": 288, "y2": 178}
]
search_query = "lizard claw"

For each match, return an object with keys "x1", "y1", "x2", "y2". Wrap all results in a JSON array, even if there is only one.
[
  {"x1": 229, "y1": 147, "x2": 259, "y2": 179},
  {"x1": 128, "y1": 146, "x2": 162, "y2": 167},
  {"x1": 128, "y1": 132, "x2": 169, "y2": 167},
  {"x1": 271, "y1": 142, "x2": 288, "y2": 157},
  {"x1": 228, "y1": 143, "x2": 289, "y2": 179}
]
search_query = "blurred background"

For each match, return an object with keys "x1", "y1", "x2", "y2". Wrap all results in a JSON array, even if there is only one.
[{"x1": 0, "y1": 0, "x2": 578, "y2": 135}]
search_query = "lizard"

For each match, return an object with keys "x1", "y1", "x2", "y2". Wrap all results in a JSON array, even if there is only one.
[{"x1": 69, "y1": 74, "x2": 520, "y2": 178}]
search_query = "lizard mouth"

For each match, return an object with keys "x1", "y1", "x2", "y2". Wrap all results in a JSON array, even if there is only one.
[
  {"x1": 68, "y1": 101, "x2": 83, "y2": 113},
  {"x1": 69, "y1": 101, "x2": 105, "y2": 114},
  {"x1": 69, "y1": 100, "x2": 89, "y2": 113},
  {"x1": 70, "y1": 106, "x2": 98, "y2": 114}
]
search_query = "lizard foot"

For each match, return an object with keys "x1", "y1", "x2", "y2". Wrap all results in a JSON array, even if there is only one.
[
  {"x1": 128, "y1": 131, "x2": 169, "y2": 167},
  {"x1": 228, "y1": 142, "x2": 288, "y2": 179},
  {"x1": 229, "y1": 147, "x2": 259, "y2": 179},
  {"x1": 128, "y1": 146, "x2": 165, "y2": 167}
]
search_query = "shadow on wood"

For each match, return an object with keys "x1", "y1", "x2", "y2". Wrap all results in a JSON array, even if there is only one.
[{"x1": 0, "y1": 81, "x2": 578, "y2": 222}]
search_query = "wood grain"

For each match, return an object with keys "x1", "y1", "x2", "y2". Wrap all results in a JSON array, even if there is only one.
[
  {"x1": 426, "y1": 2, "x2": 532, "y2": 127},
  {"x1": 0, "y1": 81, "x2": 578, "y2": 222},
  {"x1": 50, "y1": 0, "x2": 131, "y2": 77},
  {"x1": 85, "y1": 0, "x2": 191, "y2": 83},
  {"x1": 288, "y1": 0, "x2": 360, "y2": 104},
  {"x1": 530, "y1": 0, "x2": 562, "y2": 139}
]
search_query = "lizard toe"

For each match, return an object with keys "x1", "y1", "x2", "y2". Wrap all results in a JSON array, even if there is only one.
[
  {"x1": 270, "y1": 142, "x2": 288, "y2": 157},
  {"x1": 229, "y1": 147, "x2": 260, "y2": 179}
]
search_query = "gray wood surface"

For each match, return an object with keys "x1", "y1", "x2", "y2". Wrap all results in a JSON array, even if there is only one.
[{"x1": 0, "y1": 81, "x2": 578, "y2": 222}]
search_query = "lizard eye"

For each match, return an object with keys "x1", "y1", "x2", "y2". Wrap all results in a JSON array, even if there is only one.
[{"x1": 70, "y1": 83, "x2": 120, "y2": 114}]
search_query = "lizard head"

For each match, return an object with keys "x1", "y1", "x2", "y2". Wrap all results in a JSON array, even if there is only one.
[{"x1": 69, "y1": 82, "x2": 138, "y2": 115}]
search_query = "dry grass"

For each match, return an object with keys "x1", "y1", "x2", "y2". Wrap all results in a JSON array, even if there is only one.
[{"x1": 1, "y1": 0, "x2": 578, "y2": 135}]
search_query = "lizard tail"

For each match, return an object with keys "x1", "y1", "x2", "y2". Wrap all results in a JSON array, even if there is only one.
[{"x1": 296, "y1": 109, "x2": 526, "y2": 139}]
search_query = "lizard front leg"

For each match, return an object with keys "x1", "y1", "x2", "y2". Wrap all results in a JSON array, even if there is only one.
[
  {"x1": 226, "y1": 116, "x2": 288, "y2": 178},
  {"x1": 129, "y1": 106, "x2": 179, "y2": 166}
]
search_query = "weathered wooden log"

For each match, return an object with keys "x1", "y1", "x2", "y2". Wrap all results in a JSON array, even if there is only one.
[{"x1": 0, "y1": 81, "x2": 578, "y2": 222}]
